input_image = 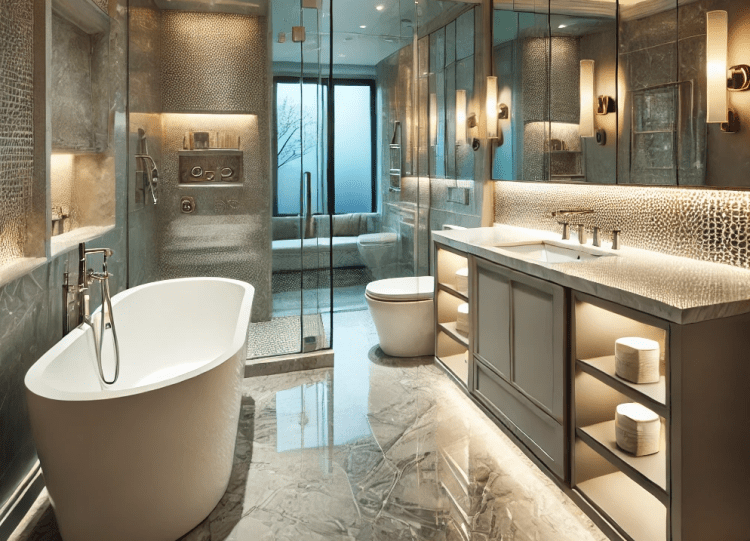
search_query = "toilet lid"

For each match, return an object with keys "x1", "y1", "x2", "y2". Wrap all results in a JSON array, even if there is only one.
[
  {"x1": 358, "y1": 232, "x2": 398, "y2": 246},
  {"x1": 366, "y1": 276, "x2": 434, "y2": 302}
]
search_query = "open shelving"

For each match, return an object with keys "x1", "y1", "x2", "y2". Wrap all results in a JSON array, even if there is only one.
[
  {"x1": 434, "y1": 244, "x2": 470, "y2": 387},
  {"x1": 572, "y1": 292, "x2": 670, "y2": 541}
]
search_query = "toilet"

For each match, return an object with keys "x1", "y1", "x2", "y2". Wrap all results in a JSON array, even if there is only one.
[
  {"x1": 365, "y1": 276, "x2": 435, "y2": 357},
  {"x1": 357, "y1": 232, "x2": 399, "y2": 280}
]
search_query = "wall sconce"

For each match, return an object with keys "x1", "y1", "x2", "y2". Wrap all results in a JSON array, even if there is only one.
[
  {"x1": 579, "y1": 59, "x2": 607, "y2": 145},
  {"x1": 430, "y1": 92, "x2": 437, "y2": 147},
  {"x1": 706, "y1": 10, "x2": 749, "y2": 133},
  {"x1": 498, "y1": 104, "x2": 509, "y2": 119},
  {"x1": 486, "y1": 76, "x2": 498, "y2": 140},
  {"x1": 456, "y1": 89, "x2": 467, "y2": 146}
]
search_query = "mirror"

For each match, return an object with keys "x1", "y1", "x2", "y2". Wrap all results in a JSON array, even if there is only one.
[
  {"x1": 491, "y1": 0, "x2": 618, "y2": 183},
  {"x1": 428, "y1": 8, "x2": 477, "y2": 182},
  {"x1": 491, "y1": 0, "x2": 750, "y2": 187}
]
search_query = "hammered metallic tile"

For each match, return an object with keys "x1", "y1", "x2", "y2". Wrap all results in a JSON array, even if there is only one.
[
  {"x1": 160, "y1": 12, "x2": 267, "y2": 114},
  {"x1": 494, "y1": 182, "x2": 750, "y2": 269},
  {"x1": 0, "y1": 0, "x2": 34, "y2": 266}
]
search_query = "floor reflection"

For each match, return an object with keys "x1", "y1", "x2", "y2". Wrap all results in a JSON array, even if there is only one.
[{"x1": 14, "y1": 309, "x2": 607, "y2": 541}]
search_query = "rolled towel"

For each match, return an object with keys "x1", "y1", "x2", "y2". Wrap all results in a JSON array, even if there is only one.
[
  {"x1": 455, "y1": 267, "x2": 469, "y2": 295},
  {"x1": 615, "y1": 403, "x2": 661, "y2": 456},
  {"x1": 615, "y1": 337, "x2": 660, "y2": 384},
  {"x1": 456, "y1": 303, "x2": 470, "y2": 335}
]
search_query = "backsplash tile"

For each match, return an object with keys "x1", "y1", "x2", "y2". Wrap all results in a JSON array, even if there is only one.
[{"x1": 494, "y1": 182, "x2": 750, "y2": 269}]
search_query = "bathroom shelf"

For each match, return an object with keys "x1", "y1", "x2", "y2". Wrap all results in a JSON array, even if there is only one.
[
  {"x1": 439, "y1": 322, "x2": 469, "y2": 348},
  {"x1": 439, "y1": 351, "x2": 469, "y2": 384},
  {"x1": 577, "y1": 420, "x2": 667, "y2": 502},
  {"x1": 437, "y1": 282, "x2": 468, "y2": 302},
  {"x1": 577, "y1": 472, "x2": 667, "y2": 541},
  {"x1": 577, "y1": 356, "x2": 667, "y2": 418}
]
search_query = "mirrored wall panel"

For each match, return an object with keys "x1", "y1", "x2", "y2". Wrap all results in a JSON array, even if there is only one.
[{"x1": 491, "y1": 0, "x2": 750, "y2": 187}]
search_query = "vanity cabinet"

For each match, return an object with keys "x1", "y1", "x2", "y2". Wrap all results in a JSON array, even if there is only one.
[
  {"x1": 471, "y1": 256, "x2": 566, "y2": 479},
  {"x1": 433, "y1": 229, "x2": 750, "y2": 541}
]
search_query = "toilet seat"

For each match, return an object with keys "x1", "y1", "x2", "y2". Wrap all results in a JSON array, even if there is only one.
[
  {"x1": 357, "y1": 232, "x2": 398, "y2": 246},
  {"x1": 365, "y1": 276, "x2": 434, "y2": 302}
]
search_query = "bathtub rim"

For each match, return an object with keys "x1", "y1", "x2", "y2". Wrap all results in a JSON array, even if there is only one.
[{"x1": 25, "y1": 277, "x2": 254, "y2": 402}]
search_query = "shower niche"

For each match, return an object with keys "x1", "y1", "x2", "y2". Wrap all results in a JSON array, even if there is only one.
[{"x1": 49, "y1": 0, "x2": 116, "y2": 249}]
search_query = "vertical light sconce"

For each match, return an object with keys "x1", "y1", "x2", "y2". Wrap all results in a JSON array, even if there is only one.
[
  {"x1": 579, "y1": 60, "x2": 595, "y2": 138},
  {"x1": 706, "y1": 10, "x2": 749, "y2": 133},
  {"x1": 579, "y1": 59, "x2": 610, "y2": 145},
  {"x1": 486, "y1": 76, "x2": 498, "y2": 140},
  {"x1": 430, "y1": 92, "x2": 437, "y2": 146},
  {"x1": 456, "y1": 89, "x2": 467, "y2": 146}
]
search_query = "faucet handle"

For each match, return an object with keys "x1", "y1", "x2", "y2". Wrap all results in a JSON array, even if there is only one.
[
  {"x1": 592, "y1": 226, "x2": 601, "y2": 247},
  {"x1": 557, "y1": 221, "x2": 571, "y2": 240},
  {"x1": 612, "y1": 229, "x2": 622, "y2": 250}
]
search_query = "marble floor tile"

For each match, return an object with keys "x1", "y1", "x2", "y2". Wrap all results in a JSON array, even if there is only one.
[{"x1": 14, "y1": 309, "x2": 607, "y2": 541}]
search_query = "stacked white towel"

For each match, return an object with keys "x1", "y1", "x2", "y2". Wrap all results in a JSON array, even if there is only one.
[
  {"x1": 615, "y1": 403, "x2": 661, "y2": 456},
  {"x1": 615, "y1": 337, "x2": 660, "y2": 384},
  {"x1": 455, "y1": 268, "x2": 469, "y2": 296},
  {"x1": 456, "y1": 303, "x2": 470, "y2": 335}
]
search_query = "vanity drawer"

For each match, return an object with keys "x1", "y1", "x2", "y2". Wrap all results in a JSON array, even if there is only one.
[{"x1": 474, "y1": 360, "x2": 565, "y2": 480}]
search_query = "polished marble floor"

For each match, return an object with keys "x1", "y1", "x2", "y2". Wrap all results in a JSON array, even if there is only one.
[{"x1": 14, "y1": 309, "x2": 607, "y2": 541}]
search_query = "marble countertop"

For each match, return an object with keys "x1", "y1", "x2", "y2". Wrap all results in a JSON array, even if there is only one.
[{"x1": 433, "y1": 224, "x2": 750, "y2": 325}]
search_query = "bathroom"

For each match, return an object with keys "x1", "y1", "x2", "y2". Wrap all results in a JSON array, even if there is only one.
[{"x1": 2, "y1": 0, "x2": 750, "y2": 539}]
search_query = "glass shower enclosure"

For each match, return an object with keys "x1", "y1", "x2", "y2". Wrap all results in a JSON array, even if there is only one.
[{"x1": 126, "y1": 0, "x2": 332, "y2": 361}]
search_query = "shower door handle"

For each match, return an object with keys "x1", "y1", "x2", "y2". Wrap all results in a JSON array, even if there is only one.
[{"x1": 304, "y1": 172, "x2": 314, "y2": 238}]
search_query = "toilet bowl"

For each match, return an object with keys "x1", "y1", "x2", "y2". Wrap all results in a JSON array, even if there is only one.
[
  {"x1": 365, "y1": 276, "x2": 435, "y2": 357},
  {"x1": 357, "y1": 232, "x2": 399, "y2": 280}
]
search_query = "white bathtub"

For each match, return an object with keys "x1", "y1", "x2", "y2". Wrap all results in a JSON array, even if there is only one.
[{"x1": 24, "y1": 277, "x2": 254, "y2": 541}]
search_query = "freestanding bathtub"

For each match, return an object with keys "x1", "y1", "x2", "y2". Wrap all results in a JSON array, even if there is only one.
[{"x1": 25, "y1": 277, "x2": 254, "y2": 541}]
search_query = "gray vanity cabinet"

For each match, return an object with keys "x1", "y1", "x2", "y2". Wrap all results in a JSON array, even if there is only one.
[{"x1": 470, "y1": 256, "x2": 567, "y2": 480}]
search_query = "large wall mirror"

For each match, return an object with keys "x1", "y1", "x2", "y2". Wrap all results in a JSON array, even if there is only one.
[{"x1": 491, "y1": 0, "x2": 750, "y2": 188}]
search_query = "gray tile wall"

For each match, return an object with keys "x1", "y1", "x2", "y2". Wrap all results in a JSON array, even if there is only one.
[{"x1": 0, "y1": 0, "x2": 128, "y2": 510}]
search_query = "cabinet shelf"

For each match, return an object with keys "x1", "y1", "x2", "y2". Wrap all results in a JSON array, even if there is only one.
[
  {"x1": 439, "y1": 322, "x2": 469, "y2": 348},
  {"x1": 578, "y1": 356, "x2": 667, "y2": 418},
  {"x1": 577, "y1": 472, "x2": 666, "y2": 541},
  {"x1": 437, "y1": 282, "x2": 468, "y2": 302},
  {"x1": 577, "y1": 420, "x2": 667, "y2": 504},
  {"x1": 437, "y1": 352, "x2": 469, "y2": 386}
]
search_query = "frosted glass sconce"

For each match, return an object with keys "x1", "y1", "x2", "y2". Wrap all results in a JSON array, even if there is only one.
[
  {"x1": 430, "y1": 92, "x2": 437, "y2": 146},
  {"x1": 456, "y1": 89, "x2": 467, "y2": 146},
  {"x1": 486, "y1": 76, "x2": 498, "y2": 140},
  {"x1": 579, "y1": 59, "x2": 611, "y2": 145},
  {"x1": 706, "y1": 10, "x2": 749, "y2": 133}
]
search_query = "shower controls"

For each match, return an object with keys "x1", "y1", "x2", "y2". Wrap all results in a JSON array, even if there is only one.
[
  {"x1": 178, "y1": 149, "x2": 243, "y2": 185},
  {"x1": 181, "y1": 196, "x2": 196, "y2": 214}
]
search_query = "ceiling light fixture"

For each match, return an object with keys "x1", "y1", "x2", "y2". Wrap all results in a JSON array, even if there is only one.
[
  {"x1": 360, "y1": 25, "x2": 367, "y2": 29},
  {"x1": 376, "y1": 4, "x2": 384, "y2": 10}
]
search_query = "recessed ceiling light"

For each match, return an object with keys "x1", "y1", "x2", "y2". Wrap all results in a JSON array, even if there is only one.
[
  {"x1": 376, "y1": 4, "x2": 384, "y2": 10},
  {"x1": 360, "y1": 25, "x2": 367, "y2": 29},
  {"x1": 558, "y1": 24, "x2": 567, "y2": 28}
]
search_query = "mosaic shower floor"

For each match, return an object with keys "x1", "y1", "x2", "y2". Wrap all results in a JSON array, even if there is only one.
[
  {"x1": 247, "y1": 315, "x2": 327, "y2": 359},
  {"x1": 12, "y1": 310, "x2": 607, "y2": 541}
]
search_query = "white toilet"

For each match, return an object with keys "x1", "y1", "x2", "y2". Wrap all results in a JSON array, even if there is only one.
[
  {"x1": 365, "y1": 276, "x2": 435, "y2": 357},
  {"x1": 357, "y1": 232, "x2": 399, "y2": 280}
]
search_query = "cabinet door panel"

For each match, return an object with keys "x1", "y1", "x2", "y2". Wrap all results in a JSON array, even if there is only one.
[
  {"x1": 475, "y1": 261, "x2": 511, "y2": 379},
  {"x1": 512, "y1": 281, "x2": 556, "y2": 415}
]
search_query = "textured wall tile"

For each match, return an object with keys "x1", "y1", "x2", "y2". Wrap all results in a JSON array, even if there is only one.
[
  {"x1": 161, "y1": 12, "x2": 267, "y2": 113},
  {"x1": 494, "y1": 182, "x2": 750, "y2": 269},
  {"x1": 158, "y1": 114, "x2": 271, "y2": 321},
  {"x1": 129, "y1": 3, "x2": 161, "y2": 114},
  {"x1": 0, "y1": 0, "x2": 34, "y2": 265}
]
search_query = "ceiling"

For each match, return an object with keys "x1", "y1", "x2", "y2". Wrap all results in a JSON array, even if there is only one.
[{"x1": 272, "y1": 0, "x2": 467, "y2": 67}]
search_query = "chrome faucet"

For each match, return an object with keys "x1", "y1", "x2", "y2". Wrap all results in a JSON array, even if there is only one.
[
  {"x1": 551, "y1": 209, "x2": 594, "y2": 242},
  {"x1": 78, "y1": 243, "x2": 120, "y2": 385}
]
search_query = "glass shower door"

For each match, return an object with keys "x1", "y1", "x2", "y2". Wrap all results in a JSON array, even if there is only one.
[{"x1": 268, "y1": 0, "x2": 331, "y2": 356}]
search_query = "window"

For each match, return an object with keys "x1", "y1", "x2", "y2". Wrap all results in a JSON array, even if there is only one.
[{"x1": 274, "y1": 78, "x2": 376, "y2": 216}]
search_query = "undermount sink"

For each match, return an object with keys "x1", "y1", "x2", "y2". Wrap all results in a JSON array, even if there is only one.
[{"x1": 492, "y1": 240, "x2": 612, "y2": 263}]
